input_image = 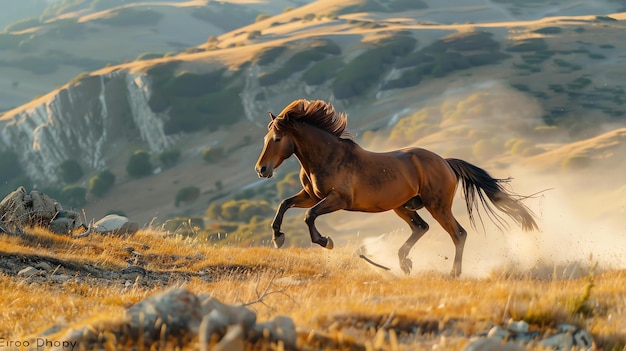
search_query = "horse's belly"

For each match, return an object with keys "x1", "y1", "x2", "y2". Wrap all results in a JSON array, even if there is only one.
[{"x1": 351, "y1": 189, "x2": 415, "y2": 212}]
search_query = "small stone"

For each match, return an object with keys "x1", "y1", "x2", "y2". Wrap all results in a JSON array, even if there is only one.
[
  {"x1": 462, "y1": 338, "x2": 525, "y2": 351},
  {"x1": 487, "y1": 326, "x2": 509, "y2": 340},
  {"x1": 119, "y1": 265, "x2": 146, "y2": 280},
  {"x1": 538, "y1": 332, "x2": 574, "y2": 350},
  {"x1": 34, "y1": 262, "x2": 54, "y2": 271},
  {"x1": 506, "y1": 319, "x2": 529, "y2": 333},
  {"x1": 213, "y1": 324, "x2": 244, "y2": 351},
  {"x1": 199, "y1": 296, "x2": 256, "y2": 329},
  {"x1": 17, "y1": 266, "x2": 39, "y2": 278},
  {"x1": 50, "y1": 275, "x2": 71, "y2": 283},
  {"x1": 556, "y1": 323, "x2": 577, "y2": 333}
]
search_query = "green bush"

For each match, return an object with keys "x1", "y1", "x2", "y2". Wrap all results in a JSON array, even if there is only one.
[
  {"x1": 92, "y1": 0, "x2": 125, "y2": 11},
  {"x1": 506, "y1": 38, "x2": 548, "y2": 52},
  {"x1": 163, "y1": 216, "x2": 204, "y2": 236},
  {"x1": 59, "y1": 160, "x2": 84, "y2": 184},
  {"x1": 253, "y1": 46, "x2": 287, "y2": 65},
  {"x1": 303, "y1": 57, "x2": 345, "y2": 85},
  {"x1": 0, "y1": 33, "x2": 26, "y2": 50},
  {"x1": 202, "y1": 147, "x2": 224, "y2": 163},
  {"x1": 159, "y1": 148, "x2": 181, "y2": 168},
  {"x1": 147, "y1": 63, "x2": 245, "y2": 134},
  {"x1": 126, "y1": 150, "x2": 153, "y2": 178},
  {"x1": 4, "y1": 18, "x2": 40, "y2": 32},
  {"x1": 95, "y1": 8, "x2": 164, "y2": 26},
  {"x1": 60, "y1": 186, "x2": 87, "y2": 209},
  {"x1": 332, "y1": 34, "x2": 415, "y2": 99},
  {"x1": 0, "y1": 150, "x2": 22, "y2": 184},
  {"x1": 89, "y1": 170, "x2": 116, "y2": 197},
  {"x1": 255, "y1": 13, "x2": 271, "y2": 22},
  {"x1": 214, "y1": 199, "x2": 274, "y2": 222},
  {"x1": 533, "y1": 26, "x2": 562, "y2": 34},
  {"x1": 175, "y1": 186, "x2": 201, "y2": 207},
  {"x1": 136, "y1": 52, "x2": 164, "y2": 61}
]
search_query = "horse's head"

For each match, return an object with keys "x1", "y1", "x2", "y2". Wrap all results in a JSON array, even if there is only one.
[{"x1": 255, "y1": 112, "x2": 295, "y2": 178}]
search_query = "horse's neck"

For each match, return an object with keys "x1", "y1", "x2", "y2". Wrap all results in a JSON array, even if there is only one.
[{"x1": 292, "y1": 125, "x2": 352, "y2": 171}]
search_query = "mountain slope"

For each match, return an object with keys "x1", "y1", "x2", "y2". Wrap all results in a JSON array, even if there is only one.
[{"x1": 0, "y1": 0, "x2": 625, "y2": 237}]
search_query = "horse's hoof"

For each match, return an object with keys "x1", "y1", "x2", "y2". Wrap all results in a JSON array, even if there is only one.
[
  {"x1": 324, "y1": 236, "x2": 334, "y2": 250},
  {"x1": 400, "y1": 258, "x2": 412, "y2": 275},
  {"x1": 273, "y1": 232, "x2": 285, "y2": 248}
]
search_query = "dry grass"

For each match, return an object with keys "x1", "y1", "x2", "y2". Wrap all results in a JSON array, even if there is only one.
[{"x1": 0, "y1": 228, "x2": 624, "y2": 350}]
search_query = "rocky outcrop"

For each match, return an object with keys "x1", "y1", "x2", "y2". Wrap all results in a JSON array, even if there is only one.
[
  {"x1": 47, "y1": 288, "x2": 297, "y2": 351},
  {"x1": 0, "y1": 70, "x2": 174, "y2": 183}
]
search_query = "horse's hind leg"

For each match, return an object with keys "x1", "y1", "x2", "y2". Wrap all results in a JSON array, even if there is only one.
[
  {"x1": 393, "y1": 207, "x2": 429, "y2": 275},
  {"x1": 427, "y1": 206, "x2": 467, "y2": 277}
]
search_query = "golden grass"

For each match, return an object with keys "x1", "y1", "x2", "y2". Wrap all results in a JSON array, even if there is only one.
[{"x1": 0, "y1": 228, "x2": 624, "y2": 350}]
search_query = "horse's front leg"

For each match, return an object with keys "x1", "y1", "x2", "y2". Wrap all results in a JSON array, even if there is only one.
[
  {"x1": 305, "y1": 194, "x2": 347, "y2": 249},
  {"x1": 272, "y1": 190, "x2": 317, "y2": 248}
]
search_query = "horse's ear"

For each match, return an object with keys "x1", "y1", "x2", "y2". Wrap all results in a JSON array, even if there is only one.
[{"x1": 268, "y1": 112, "x2": 277, "y2": 120}]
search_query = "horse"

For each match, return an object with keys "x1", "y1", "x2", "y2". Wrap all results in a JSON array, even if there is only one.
[{"x1": 254, "y1": 99, "x2": 538, "y2": 276}]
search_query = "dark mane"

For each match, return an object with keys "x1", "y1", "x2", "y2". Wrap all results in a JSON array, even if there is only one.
[{"x1": 271, "y1": 99, "x2": 353, "y2": 140}]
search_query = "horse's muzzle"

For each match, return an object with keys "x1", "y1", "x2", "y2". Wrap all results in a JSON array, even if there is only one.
[{"x1": 256, "y1": 165, "x2": 273, "y2": 178}]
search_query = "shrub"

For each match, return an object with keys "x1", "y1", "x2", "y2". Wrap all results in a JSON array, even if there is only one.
[
  {"x1": 89, "y1": 170, "x2": 116, "y2": 197},
  {"x1": 253, "y1": 46, "x2": 287, "y2": 65},
  {"x1": 136, "y1": 52, "x2": 164, "y2": 61},
  {"x1": 4, "y1": 18, "x2": 40, "y2": 32},
  {"x1": 95, "y1": 8, "x2": 164, "y2": 26},
  {"x1": 175, "y1": 186, "x2": 201, "y2": 207},
  {"x1": 0, "y1": 150, "x2": 22, "y2": 184},
  {"x1": 303, "y1": 57, "x2": 345, "y2": 86},
  {"x1": 533, "y1": 26, "x2": 562, "y2": 34},
  {"x1": 506, "y1": 38, "x2": 548, "y2": 52},
  {"x1": 126, "y1": 150, "x2": 153, "y2": 178},
  {"x1": 206, "y1": 203, "x2": 222, "y2": 220},
  {"x1": 202, "y1": 147, "x2": 224, "y2": 163},
  {"x1": 0, "y1": 33, "x2": 27, "y2": 50},
  {"x1": 159, "y1": 148, "x2": 181, "y2": 168},
  {"x1": 163, "y1": 216, "x2": 204, "y2": 236},
  {"x1": 255, "y1": 13, "x2": 271, "y2": 22},
  {"x1": 60, "y1": 186, "x2": 87, "y2": 209},
  {"x1": 59, "y1": 160, "x2": 84, "y2": 184}
]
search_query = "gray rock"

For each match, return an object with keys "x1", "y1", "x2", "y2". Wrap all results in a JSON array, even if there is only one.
[
  {"x1": 34, "y1": 261, "x2": 54, "y2": 272},
  {"x1": 49, "y1": 218, "x2": 73, "y2": 234},
  {"x1": 126, "y1": 288, "x2": 203, "y2": 344},
  {"x1": 199, "y1": 296, "x2": 256, "y2": 329},
  {"x1": 213, "y1": 324, "x2": 245, "y2": 351},
  {"x1": 17, "y1": 266, "x2": 39, "y2": 278},
  {"x1": 462, "y1": 337, "x2": 525, "y2": 351},
  {"x1": 506, "y1": 319, "x2": 529, "y2": 333},
  {"x1": 50, "y1": 275, "x2": 71, "y2": 283},
  {"x1": 251, "y1": 316, "x2": 297, "y2": 350},
  {"x1": 119, "y1": 265, "x2": 146, "y2": 280}
]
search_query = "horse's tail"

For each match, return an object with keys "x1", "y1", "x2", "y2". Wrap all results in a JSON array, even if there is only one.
[{"x1": 446, "y1": 158, "x2": 538, "y2": 231}]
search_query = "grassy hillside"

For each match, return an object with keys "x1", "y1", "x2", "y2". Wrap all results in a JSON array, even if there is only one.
[{"x1": 0, "y1": 227, "x2": 624, "y2": 349}]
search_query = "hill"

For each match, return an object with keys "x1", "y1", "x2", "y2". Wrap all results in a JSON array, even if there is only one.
[{"x1": 0, "y1": 0, "x2": 624, "y2": 263}]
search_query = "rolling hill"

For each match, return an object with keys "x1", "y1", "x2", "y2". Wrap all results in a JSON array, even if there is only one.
[{"x1": 0, "y1": 0, "x2": 625, "y2": 248}]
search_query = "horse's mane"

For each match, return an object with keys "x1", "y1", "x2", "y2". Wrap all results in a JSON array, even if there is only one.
[{"x1": 272, "y1": 99, "x2": 353, "y2": 140}]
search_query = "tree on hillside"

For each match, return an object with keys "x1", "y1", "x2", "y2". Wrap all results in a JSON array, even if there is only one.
[
  {"x1": 59, "y1": 159, "x2": 84, "y2": 184},
  {"x1": 126, "y1": 150, "x2": 153, "y2": 178}
]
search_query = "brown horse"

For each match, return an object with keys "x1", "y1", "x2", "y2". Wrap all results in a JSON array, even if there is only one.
[{"x1": 255, "y1": 99, "x2": 537, "y2": 276}]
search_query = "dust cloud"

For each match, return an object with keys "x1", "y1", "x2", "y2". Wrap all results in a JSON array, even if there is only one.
[{"x1": 343, "y1": 81, "x2": 626, "y2": 278}]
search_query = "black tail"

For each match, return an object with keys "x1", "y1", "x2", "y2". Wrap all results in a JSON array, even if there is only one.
[{"x1": 446, "y1": 158, "x2": 538, "y2": 231}]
